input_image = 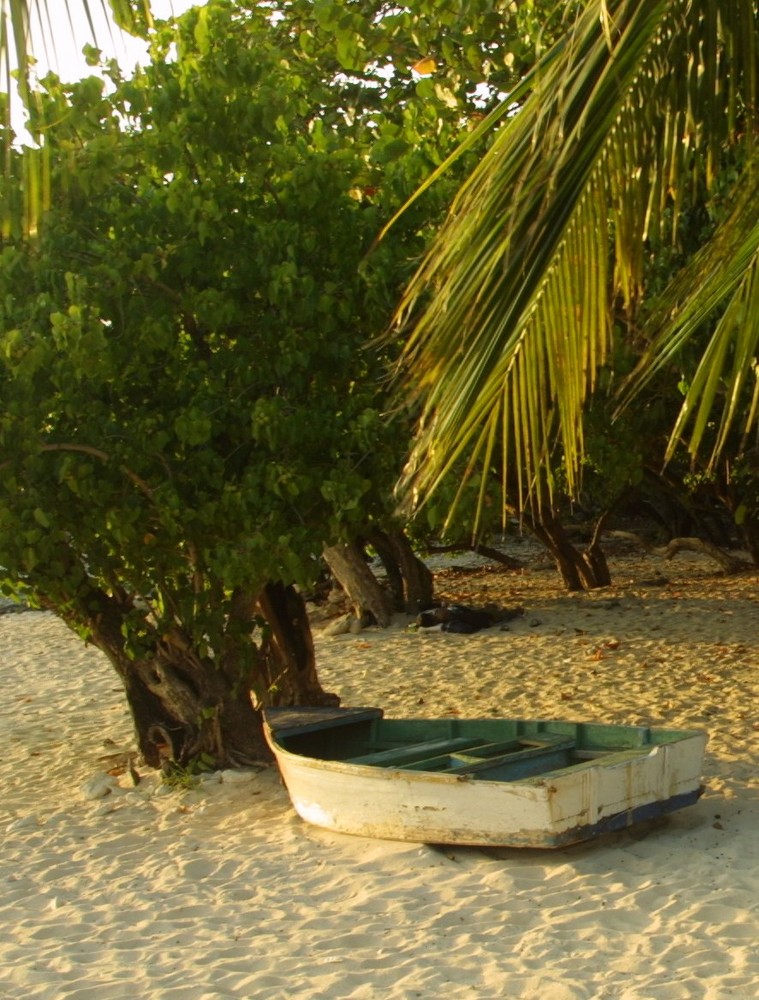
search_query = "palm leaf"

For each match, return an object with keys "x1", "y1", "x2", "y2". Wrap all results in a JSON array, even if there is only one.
[
  {"x1": 392, "y1": 0, "x2": 758, "y2": 523},
  {"x1": 619, "y1": 164, "x2": 759, "y2": 465}
]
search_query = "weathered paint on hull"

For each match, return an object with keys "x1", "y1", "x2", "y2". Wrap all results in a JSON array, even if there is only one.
[{"x1": 270, "y1": 731, "x2": 707, "y2": 848}]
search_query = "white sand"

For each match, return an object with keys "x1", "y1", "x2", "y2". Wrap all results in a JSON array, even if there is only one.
[{"x1": 2, "y1": 550, "x2": 758, "y2": 999}]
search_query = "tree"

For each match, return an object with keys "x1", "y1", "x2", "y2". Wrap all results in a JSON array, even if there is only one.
[
  {"x1": 1, "y1": 0, "x2": 537, "y2": 768},
  {"x1": 391, "y1": 0, "x2": 758, "y2": 531}
]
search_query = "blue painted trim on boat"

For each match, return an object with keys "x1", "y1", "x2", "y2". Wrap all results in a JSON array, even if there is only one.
[{"x1": 541, "y1": 786, "x2": 705, "y2": 848}]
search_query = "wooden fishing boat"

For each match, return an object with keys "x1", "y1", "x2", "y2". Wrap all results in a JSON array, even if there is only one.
[{"x1": 264, "y1": 707, "x2": 707, "y2": 848}]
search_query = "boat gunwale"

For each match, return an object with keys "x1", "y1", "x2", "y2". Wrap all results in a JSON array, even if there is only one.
[{"x1": 264, "y1": 718, "x2": 707, "y2": 789}]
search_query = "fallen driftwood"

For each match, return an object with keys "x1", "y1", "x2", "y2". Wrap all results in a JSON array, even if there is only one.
[
  {"x1": 423, "y1": 542, "x2": 525, "y2": 571},
  {"x1": 604, "y1": 531, "x2": 749, "y2": 574},
  {"x1": 652, "y1": 537, "x2": 750, "y2": 574}
]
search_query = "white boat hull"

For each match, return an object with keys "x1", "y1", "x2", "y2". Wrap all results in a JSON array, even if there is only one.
[{"x1": 265, "y1": 712, "x2": 707, "y2": 848}]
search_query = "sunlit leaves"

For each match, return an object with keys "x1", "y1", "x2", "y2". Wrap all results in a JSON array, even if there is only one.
[
  {"x1": 392, "y1": 0, "x2": 759, "y2": 526},
  {"x1": 0, "y1": 0, "x2": 516, "y2": 618}
]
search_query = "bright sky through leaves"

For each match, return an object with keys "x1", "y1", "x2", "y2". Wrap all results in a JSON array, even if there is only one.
[
  {"x1": 28, "y1": 1, "x2": 196, "y2": 79},
  {"x1": 6, "y1": 1, "x2": 199, "y2": 143}
]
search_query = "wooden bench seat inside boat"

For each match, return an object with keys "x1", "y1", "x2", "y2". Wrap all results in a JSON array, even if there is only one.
[
  {"x1": 445, "y1": 735, "x2": 576, "y2": 775},
  {"x1": 346, "y1": 732, "x2": 576, "y2": 772},
  {"x1": 346, "y1": 736, "x2": 487, "y2": 767}
]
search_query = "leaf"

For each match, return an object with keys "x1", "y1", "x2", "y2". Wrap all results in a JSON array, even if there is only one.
[
  {"x1": 434, "y1": 84, "x2": 458, "y2": 109},
  {"x1": 33, "y1": 508, "x2": 51, "y2": 529},
  {"x1": 412, "y1": 57, "x2": 437, "y2": 76}
]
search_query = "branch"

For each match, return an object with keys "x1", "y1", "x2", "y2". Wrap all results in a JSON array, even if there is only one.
[
  {"x1": 423, "y1": 541, "x2": 525, "y2": 570},
  {"x1": 652, "y1": 537, "x2": 749, "y2": 575},
  {"x1": 39, "y1": 444, "x2": 154, "y2": 500},
  {"x1": 138, "y1": 277, "x2": 211, "y2": 362}
]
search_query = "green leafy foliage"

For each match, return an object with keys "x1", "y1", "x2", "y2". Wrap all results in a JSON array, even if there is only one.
[
  {"x1": 0, "y1": 0, "x2": 535, "y2": 676},
  {"x1": 161, "y1": 751, "x2": 218, "y2": 790}
]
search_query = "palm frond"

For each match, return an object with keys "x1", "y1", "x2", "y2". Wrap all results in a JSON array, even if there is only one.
[
  {"x1": 620, "y1": 163, "x2": 759, "y2": 466},
  {"x1": 392, "y1": 0, "x2": 758, "y2": 521}
]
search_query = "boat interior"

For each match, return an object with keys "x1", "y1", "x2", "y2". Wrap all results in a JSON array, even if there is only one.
[{"x1": 266, "y1": 708, "x2": 690, "y2": 783}]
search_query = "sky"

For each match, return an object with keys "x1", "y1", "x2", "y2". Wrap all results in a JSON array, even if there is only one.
[
  {"x1": 5, "y1": 1, "x2": 200, "y2": 143},
  {"x1": 28, "y1": 1, "x2": 199, "y2": 82}
]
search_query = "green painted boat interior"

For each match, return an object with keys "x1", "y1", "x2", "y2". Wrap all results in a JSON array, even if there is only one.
[{"x1": 271, "y1": 711, "x2": 699, "y2": 783}]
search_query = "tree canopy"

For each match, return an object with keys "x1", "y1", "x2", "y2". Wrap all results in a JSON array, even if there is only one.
[{"x1": 0, "y1": 0, "x2": 538, "y2": 767}]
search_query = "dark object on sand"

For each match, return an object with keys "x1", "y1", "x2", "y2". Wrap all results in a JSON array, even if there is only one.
[{"x1": 416, "y1": 603, "x2": 524, "y2": 633}]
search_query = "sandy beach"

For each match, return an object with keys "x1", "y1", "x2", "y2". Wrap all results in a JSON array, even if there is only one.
[{"x1": 2, "y1": 546, "x2": 758, "y2": 999}]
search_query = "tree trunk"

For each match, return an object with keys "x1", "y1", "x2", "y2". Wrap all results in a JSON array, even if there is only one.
[
  {"x1": 256, "y1": 581, "x2": 339, "y2": 707},
  {"x1": 367, "y1": 528, "x2": 434, "y2": 614},
  {"x1": 584, "y1": 510, "x2": 613, "y2": 586},
  {"x1": 54, "y1": 581, "x2": 336, "y2": 772},
  {"x1": 363, "y1": 531, "x2": 406, "y2": 611},
  {"x1": 528, "y1": 508, "x2": 611, "y2": 591},
  {"x1": 423, "y1": 541, "x2": 525, "y2": 571},
  {"x1": 91, "y1": 625, "x2": 269, "y2": 770},
  {"x1": 322, "y1": 540, "x2": 394, "y2": 626}
]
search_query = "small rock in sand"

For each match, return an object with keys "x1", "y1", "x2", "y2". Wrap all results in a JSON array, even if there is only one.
[
  {"x1": 322, "y1": 613, "x2": 360, "y2": 637},
  {"x1": 81, "y1": 773, "x2": 120, "y2": 800}
]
